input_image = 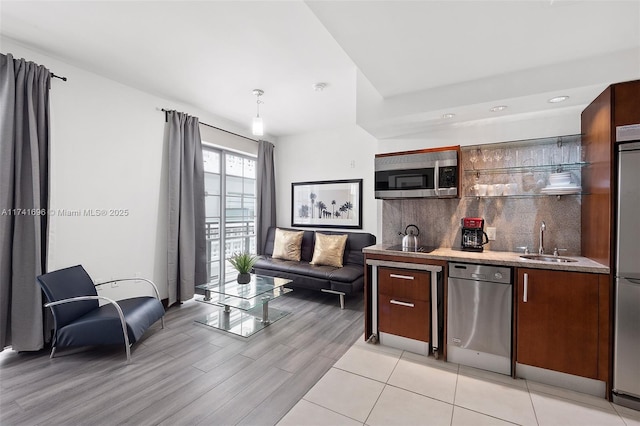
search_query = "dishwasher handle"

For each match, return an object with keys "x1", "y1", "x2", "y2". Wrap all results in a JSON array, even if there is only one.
[{"x1": 523, "y1": 273, "x2": 528, "y2": 303}]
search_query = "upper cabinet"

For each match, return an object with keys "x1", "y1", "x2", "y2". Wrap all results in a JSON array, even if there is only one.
[{"x1": 461, "y1": 135, "x2": 585, "y2": 198}]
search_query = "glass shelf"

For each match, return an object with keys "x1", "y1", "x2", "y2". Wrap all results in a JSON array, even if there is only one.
[
  {"x1": 464, "y1": 193, "x2": 585, "y2": 199},
  {"x1": 460, "y1": 134, "x2": 586, "y2": 200},
  {"x1": 465, "y1": 134, "x2": 581, "y2": 151},
  {"x1": 464, "y1": 161, "x2": 588, "y2": 176}
]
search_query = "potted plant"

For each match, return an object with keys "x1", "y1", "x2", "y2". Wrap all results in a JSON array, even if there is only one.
[{"x1": 228, "y1": 252, "x2": 258, "y2": 284}]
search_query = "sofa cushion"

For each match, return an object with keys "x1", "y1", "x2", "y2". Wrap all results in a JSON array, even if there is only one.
[
  {"x1": 332, "y1": 275, "x2": 365, "y2": 294},
  {"x1": 326, "y1": 264, "x2": 366, "y2": 283},
  {"x1": 310, "y1": 233, "x2": 348, "y2": 267},
  {"x1": 272, "y1": 228, "x2": 304, "y2": 261},
  {"x1": 255, "y1": 257, "x2": 331, "y2": 280},
  {"x1": 254, "y1": 256, "x2": 364, "y2": 284},
  {"x1": 308, "y1": 229, "x2": 376, "y2": 267},
  {"x1": 262, "y1": 227, "x2": 315, "y2": 261}
]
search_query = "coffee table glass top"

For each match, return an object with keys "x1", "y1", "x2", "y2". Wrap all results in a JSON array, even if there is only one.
[
  {"x1": 196, "y1": 275, "x2": 293, "y2": 311},
  {"x1": 197, "y1": 274, "x2": 292, "y2": 299},
  {"x1": 195, "y1": 274, "x2": 293, "y2": 337}
]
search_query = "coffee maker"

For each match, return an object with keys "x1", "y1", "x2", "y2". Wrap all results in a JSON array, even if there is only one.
[{"x1": 461, "y1": 217, "x2": 489, "y2": 252}]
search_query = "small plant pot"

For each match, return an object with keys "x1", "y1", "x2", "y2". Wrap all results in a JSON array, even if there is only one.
[{"x1": 237, "y1": 273, "x2": 251, "y2": 284}]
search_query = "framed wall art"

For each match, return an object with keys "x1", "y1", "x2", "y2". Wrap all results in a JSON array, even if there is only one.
[{"x1": 291, "y1": 179, "x2": 363, "y2": 229}]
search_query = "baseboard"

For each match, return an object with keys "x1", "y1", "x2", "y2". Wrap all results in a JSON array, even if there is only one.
[
  {"x1": 515, "y1": 363, "x2": 606, "y2": 398},
  {"x1": 379, "y1": 332, "x2": 429, "y2": 356},
  {"x1": 612, "y1": 392, "x2": 640, "y2": 410}
]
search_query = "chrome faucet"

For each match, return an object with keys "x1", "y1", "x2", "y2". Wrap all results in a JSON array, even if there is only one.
[{"x1": 539, "y1": 221, "x2": 546, "y2": 255}]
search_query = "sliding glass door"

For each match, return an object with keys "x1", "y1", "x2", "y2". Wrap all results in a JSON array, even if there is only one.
[{"x1": 203, "y1": 147, "x2": 256, "y2": 285}]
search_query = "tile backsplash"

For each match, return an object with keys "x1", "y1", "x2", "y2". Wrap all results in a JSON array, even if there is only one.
[{"x1": 381, "y1": 135, "x2": 583, "y2": 255}]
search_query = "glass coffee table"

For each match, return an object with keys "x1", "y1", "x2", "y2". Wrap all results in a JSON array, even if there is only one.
[{"x1": 195, "y1": 274, "x2": 293, "y2": 337}]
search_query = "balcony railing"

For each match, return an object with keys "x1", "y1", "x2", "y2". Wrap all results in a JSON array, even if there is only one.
[{"x1": 205, "y1": 218, "x2": 256, "y2": 285}]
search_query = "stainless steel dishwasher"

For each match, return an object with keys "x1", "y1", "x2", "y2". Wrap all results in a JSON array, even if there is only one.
[{"x1": 447, "y1": 262, "x2": 512, "y2": 375}]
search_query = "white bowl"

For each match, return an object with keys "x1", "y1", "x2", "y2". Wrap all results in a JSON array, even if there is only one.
[{"x1": 549, "y1": 175, "x2": 571, "y2": 186}]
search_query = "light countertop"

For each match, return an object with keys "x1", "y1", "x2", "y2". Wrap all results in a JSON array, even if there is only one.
[{"x1": 363, "y1": 245, "x2": 609, "y2": 274}]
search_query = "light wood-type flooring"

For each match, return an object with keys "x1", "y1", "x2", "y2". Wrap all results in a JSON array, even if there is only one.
[{"x1": 0, "y1": 289, "x2": 364, "y2": 426}]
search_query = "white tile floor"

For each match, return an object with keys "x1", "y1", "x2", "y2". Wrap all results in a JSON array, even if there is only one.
[{"x1": 278, "y1": 337, "x2": 640, "y2": 426}]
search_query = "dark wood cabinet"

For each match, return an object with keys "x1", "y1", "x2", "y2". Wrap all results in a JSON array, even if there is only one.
[
  {"x1": 579, "y1": 79, "x2": 640, "y2": 396},
  {"x1": 581, "y1": 79, "x2": 640, "y2": 268},
  {"x1": 378, "y1": 266, "x2": 430, "y2": 342},
  {"x1": 581, "y1": 86, "x2": 613, "y2": 267},
  {"x1": 516, "y1": 268, "x2": 609, "y2": 380}
]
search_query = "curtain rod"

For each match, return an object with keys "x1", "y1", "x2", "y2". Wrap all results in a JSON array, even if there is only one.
[
  {"x1": 51, "y1": 73, "x2": 67, "y2": 81},
  {"x1": 161, "y1": 108, "x2": 258, "y2": 143}
]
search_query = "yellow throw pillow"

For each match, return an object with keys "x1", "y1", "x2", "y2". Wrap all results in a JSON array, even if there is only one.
[
  {"x1": 272, "y1": 228, "x2": 304, "y2": 261},
  {"x1": 310, "y1": 233, "x2": 348, "y2": 268}
]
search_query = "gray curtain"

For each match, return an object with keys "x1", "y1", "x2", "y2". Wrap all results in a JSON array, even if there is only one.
[
  {"x1": 256, "y1": 140, "x2": 276, "y2": 254},
  {"x1": 166, "y1": 110, "x2": 206, "y2": 306},
  {"x1": 0, "y1": 53, "x2": 50, "y2": 351}
]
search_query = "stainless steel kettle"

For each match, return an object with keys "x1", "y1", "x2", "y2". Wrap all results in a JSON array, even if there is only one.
[{"x1": 399, "y1": 224, "x2": 420, "y2": 250}]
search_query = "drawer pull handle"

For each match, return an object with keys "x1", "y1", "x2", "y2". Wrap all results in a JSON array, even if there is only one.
[
  {"x1": 523, "y1": 273, "x2": 528, "y2": 303},
  {"x1": 390, "y1": 299, "x2": 415, "y2": 308},
  {"x1": 389, "y1": 274, "x2": 415, "y2": 280}
]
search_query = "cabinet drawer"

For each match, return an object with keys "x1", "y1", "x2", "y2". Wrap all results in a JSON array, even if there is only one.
[
  {"x1": 378, "y1": 267, "x2": 430, "y2": 301},
  {"x1": 378, "y1": 294, "x2": 429, "y2": 342}
]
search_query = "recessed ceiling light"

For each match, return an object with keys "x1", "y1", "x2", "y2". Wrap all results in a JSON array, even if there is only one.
[
  {"x1": 548, "y1": 95, "x2": 570, "y2": 103},
  {"x1": 313, "y1": 82, "x2": 327, "y2": 92},
  {"x1": 442, "y1": 113, "x2": 455, "y2": 119},
  {"x1": 490, "y1": 105, "x2": 508, "y2": 112}
]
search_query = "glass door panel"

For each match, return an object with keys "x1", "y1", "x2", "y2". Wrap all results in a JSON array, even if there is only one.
[{"x1": 202, "y1": 145, "x2": 256, "y2": 288}]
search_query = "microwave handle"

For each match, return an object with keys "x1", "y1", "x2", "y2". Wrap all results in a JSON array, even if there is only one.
[{"x1": 434, "y1": 160, "x2": 440, "y2": 192}]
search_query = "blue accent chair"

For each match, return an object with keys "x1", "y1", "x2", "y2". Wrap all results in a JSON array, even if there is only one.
[{"x1": 37, "y1": 265, "x2": 165, "y2": 362}]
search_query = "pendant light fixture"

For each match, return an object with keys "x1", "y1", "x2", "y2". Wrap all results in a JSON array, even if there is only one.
[{"x1": 252, "y1": 89, "x2": 264, "y2": 136}]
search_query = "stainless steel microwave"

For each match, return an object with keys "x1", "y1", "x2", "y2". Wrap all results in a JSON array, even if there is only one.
[{"x1": 374, "y1": 146, "x2": 460, "y2": 199}]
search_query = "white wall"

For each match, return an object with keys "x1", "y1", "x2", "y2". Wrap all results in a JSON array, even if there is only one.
[
  {"x1": 3, "y1": 37, "x2": 264, "y2": 300},
  {"x1": 275, "y1": 125, "x2": 378, "y2": 236}
]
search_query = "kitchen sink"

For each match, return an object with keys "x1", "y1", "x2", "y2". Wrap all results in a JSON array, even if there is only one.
[{"x1": 520, "y1": 254, "x2": 578, "y2": 263}]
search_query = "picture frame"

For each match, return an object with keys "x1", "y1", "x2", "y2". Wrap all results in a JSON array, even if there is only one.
[{"x1": 291, "y1": 179, "x2": 363, "y2": 229}]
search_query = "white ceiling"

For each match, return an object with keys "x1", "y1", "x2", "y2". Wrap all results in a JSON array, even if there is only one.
[
  {"x1": 309, "y1": 0, "x2": 640, "y2": 97},
  {"x1": 1, "y1": 1, "x2": 639, "y2": 139}
]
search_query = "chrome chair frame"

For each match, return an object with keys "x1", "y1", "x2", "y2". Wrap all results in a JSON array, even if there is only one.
[
  {"x1": 43, "y1": 277, "x2": 165, "y2": 363},
  {"x1": 94, "y1": 278, "x2": 166, "y2": 330}
]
